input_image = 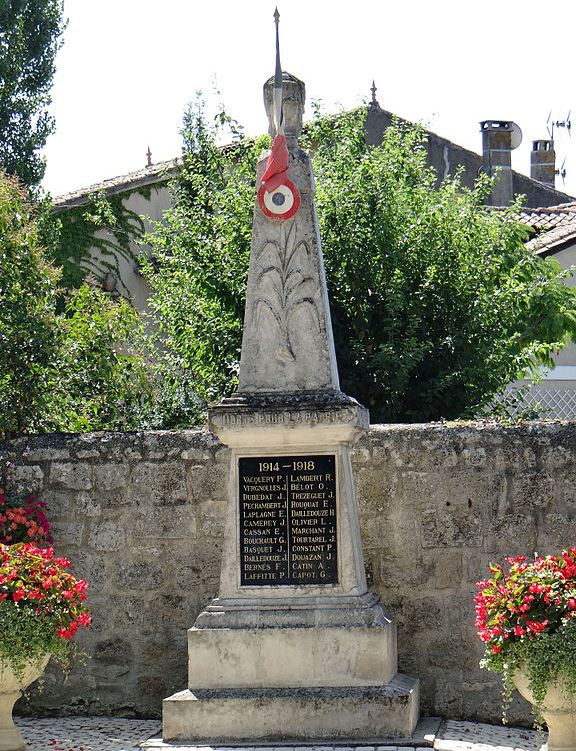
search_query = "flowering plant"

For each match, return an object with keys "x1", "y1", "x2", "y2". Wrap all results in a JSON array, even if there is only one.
[
  {"x1": 0, "y1": 543, "x2": 91, "y2": 679},
  {"x1": 0, "y1": 487, "x2": 52, "y2": 545},
  {"x1": 475, "y1": 548, "x2": 576, "y2": 725}
]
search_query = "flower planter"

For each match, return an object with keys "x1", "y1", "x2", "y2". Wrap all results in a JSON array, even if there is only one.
[
  {"x1": 514, "y1": 668, "x2": 576, "y2": 751},
  {"x1": 0, "y1": 656, "x2": 49, "y2": 751}
]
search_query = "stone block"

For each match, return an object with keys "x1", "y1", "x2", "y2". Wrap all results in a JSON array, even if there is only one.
[
  {"x1": 94, "y1": 638, "x2": 134, "y2": 666},
  {"x1": 74, "y1": 491, "x2": 101, "y2": 517},
  {"x1": 11, "y1": 464, "x2": 43, "y2": 494},
  {"x1": 188, "y1": 624, "x2": 397, "y2": 689},
  {"x1": 108, "y1": 593, "x2": 147, "y2": 629},
  {"x1": 149, "y1": 593, "x2": 190, "y2": 628},
  {"x1": 559, "y1": 471, "x2": 576, "y2": 507},
  {"x1": 537, "y1": 514, "x2": 576, "y2": 552},
  {"x1": 23, "y1": 448, "x2": 71, "y2": 461},
  {"x1": 393, "y1": 597, "x2": 443, "y2": 639},
  {"x1": 41, "y1": 489, "x2": 72, "y2": 517},
  {"x1": 397, "y1": 469, "x2": 502, "y2": 515},
  {"x1": 420, "y1": 507, "x2": 481, "y2": 548},
  {"x1": 483, "y1": 513, "x2": 536, "y2": 554},
  {"x1": 115, "y1": 559, "x2": 165, "y2": 591},
  {"x1": 50, "y1": 462, "x2": 92, "y2": 490},
  {"x1": 72, "y1": 552, "x2": 110, "y2": 591},
  {"x1": 163, "y1": 675, "x2": 419, "y2": 743},
  {"x1": 130, "y1": 462, "x2": 188, "y2": 504},
  {"x1": 461, "y1": 447, "x2": 486, "y2": 467},
  {"x1": 511, "y1": 472, "x2": 556, "y2": 509},
  {"x1": 187, "y1": 464, "x2": 227, "y2": 502},
  {"x1": 49, "y1": 520, "x2": 85, "y2": 546},
  {"x1": 131, "y1": 506, "x2": 197, "y2": 541},
  {"x1": 87, "y1": 519, "x2": 126, "y2": 551},
  {"x1": 432, "y1": 674, "x2": 463, "y2": 717},
  {"x1": 92, "y1": 463, "x2": 129, "y2": 490},
  {"x1": 540, "y1": 444, "x2": 575, "y2": 469},
  {"x1": 75, "y1": 449, "x2": 101, "y2": 459},
  {"x1": 420, "y1": 440, "x2": 459, "y2": 469},
  {"x1": 433, "y1": 551, "x2": 462, "y2": 589}
]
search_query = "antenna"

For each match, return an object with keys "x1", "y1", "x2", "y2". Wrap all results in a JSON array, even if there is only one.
[
  {"x1": 545, "y1": 110, "x2": 571, "y2": 185},
  {"x1": 556, "y1": 156, "x2": 567, "y2": 184},
  {"x1": 548, "y1": 110, "x2": 572, "y2": 139}
]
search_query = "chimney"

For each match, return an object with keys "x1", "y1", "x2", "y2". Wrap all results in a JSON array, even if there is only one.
[
  {"x1": 530, "y1": 139, "x2": 556, "y2": 187},
  {"x1": 480, "y1": 120, "x2": 522, "y2": 206}
]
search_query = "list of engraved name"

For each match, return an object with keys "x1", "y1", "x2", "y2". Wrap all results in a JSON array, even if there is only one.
[{"x1": 239, "y1": 454, "x2": 337, "y2": 586}]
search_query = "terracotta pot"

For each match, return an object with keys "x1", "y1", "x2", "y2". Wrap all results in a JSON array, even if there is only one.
[
  {"x1": 0, "y1": 656, "x2": 49, "y2": 751},
  {"x1": 515, "y1": 668, "x2": 576, "y2": 751}
]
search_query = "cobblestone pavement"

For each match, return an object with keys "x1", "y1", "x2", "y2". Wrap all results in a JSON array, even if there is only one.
[
  {"x1": 15, "y1": 718, "x2": 544, "y2": 751},
  {"x1": 16, "y1": 717, "x2": 161, "y2": 751}
]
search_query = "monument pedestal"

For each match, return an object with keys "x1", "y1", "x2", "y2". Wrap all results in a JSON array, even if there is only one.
[{"x1": 162, "y1": 396, "x2": 419, "y2": 743}]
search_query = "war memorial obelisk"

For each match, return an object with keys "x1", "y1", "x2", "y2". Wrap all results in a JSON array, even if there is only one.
[{"x1": 162, "y1": 12, "x2": 419, "y2": 743}]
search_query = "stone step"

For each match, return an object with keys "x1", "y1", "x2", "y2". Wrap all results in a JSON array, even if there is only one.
[{"x1": 161, "y1": 675, "x2": 419, "y2": 745}]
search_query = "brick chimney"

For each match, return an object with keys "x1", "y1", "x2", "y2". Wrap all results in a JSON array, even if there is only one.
[
  {"x1": 530, "y1": 139, "x2": 556, "y2": 187},
  {"x1": 480, "y1": 120, "x2": 522, "y2": 206}
]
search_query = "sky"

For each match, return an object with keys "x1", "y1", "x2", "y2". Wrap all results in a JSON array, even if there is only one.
[{"x1": 42, "y1": 0, "x2": 576, "y2": 199}]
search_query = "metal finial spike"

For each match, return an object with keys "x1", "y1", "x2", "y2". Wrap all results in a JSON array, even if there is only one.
[
  {"x1": 371, "y1": 81, "x2": 377, "y2": 103},
  {"x1": 146, "y1": 146, "x2": 152, "y2": 167},
  {"x1": 273, "y1": 8, "x2": 284, "y2": 135}
]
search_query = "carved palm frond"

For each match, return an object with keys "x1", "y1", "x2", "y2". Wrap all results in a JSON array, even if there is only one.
[
  {"x1": 250, "y1": 219, "x2": 321, "y2": 361},
  {"x1": 287, "y1": 296, "x2": 322, "y2": 332}
]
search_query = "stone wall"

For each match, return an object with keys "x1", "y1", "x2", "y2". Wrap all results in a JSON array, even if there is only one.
[{"x1": 3, "y1": 422, "x2": 576, "y2": 723}]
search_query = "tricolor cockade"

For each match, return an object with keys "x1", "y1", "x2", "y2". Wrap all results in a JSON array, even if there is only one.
[{"x1": 257, "y1": 8, "x2": 300, "y2": 221}]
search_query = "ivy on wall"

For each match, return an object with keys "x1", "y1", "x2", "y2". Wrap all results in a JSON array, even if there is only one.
[{"x1": 53, "y1": 185, "x2": 155, "y2": 298}]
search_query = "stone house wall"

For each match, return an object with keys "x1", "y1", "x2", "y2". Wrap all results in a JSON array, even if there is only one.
[{"x1": 3, "y1": 422, "x2": 576, "y2": 724}]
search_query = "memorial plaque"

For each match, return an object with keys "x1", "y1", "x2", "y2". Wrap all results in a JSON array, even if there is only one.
[{"x1": 239, "y1": 454, "x2": 337, "y2": 586}]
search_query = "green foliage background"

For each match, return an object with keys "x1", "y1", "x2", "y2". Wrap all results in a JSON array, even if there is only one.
[
  {"x1": 0, "y1": 0, "x2": 66, "y2": 186},
  {"x1": 0, "y1": 169, "x2": 159, "y2": 439},
  {"x1": 55, "y1": 189, "x2": 149, "y2": 292},
  {"x1": 0, "y1": 171, "x2": 60, "y2": 437},
  {"x1": 2, "y1": 101, "x2": 576, "y2": 437},
  {"x1": 141, "y1": 104, "x2": 576, "y2": 423}
]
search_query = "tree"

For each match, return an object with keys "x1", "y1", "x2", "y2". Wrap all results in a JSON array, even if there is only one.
[
  {"x1": 142, "y1": 106, "x2": 576, "y2": 423},
  {"x1": 43, "y1": 283, "x2": 158, "y2": 433},
  {"x1": 0, "y1": 0, "x2": 66, "y2": 186},
  {"x1": 0, "y1": 169, "x2": 60, "y2": 438},
  {"x1": 142, "y1": 99, "x2": 263, "y2": 405},
  {"x1": 0, "y1": 168, "x2": 158, "y2": 438},
  {"x1": 307, "y1": 112, "x2": 576, "y2": 422}
]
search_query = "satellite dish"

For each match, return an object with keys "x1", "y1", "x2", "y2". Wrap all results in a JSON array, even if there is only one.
[{"x1": 510, "y1": 122, "x2": 523, "y2": 150}]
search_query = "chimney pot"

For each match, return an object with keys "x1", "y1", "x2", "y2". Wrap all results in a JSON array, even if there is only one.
[
  {"x1": 530, "y1": 138, "x2": 556, "y2": 187},
  {"x1": 479, "y1": 120, "x2": 522, "y2": 205}
]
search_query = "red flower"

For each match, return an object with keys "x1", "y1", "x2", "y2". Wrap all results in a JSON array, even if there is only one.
[{"x1": 526, "y1": 619, "x2": 549, "y2": 635}]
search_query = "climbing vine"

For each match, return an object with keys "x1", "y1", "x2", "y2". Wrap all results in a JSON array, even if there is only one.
[{"x1": 53, "y1": 185, "x2": 156, "y2": 297}]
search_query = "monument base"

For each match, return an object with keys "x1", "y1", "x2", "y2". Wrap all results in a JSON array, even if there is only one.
[
  {"x1": 187, "y1": 623, "x2": 396, "y2": 689},
  {"x1": 162, "y1": 675, "x2": 420, "y2": 743}
]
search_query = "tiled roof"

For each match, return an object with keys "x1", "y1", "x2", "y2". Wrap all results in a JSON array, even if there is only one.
[
  {"x1": 517, "y1": 202, "x2": 576, "y2": 254},
  {"x1": 518, "y1": 202, "x2": 576, "y2": 231},
  {"x1": 52, "y1": 158, "x2": 179, "y2": 210}
]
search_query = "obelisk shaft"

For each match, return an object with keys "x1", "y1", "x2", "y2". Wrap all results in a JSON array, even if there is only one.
[{"x1": 238, "y1": 141, "x2": 340, "y2": 393}]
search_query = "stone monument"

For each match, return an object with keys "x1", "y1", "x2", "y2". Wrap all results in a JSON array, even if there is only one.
[{"x1": 162, "y1": 12, "x2": 419, "y2": 743}]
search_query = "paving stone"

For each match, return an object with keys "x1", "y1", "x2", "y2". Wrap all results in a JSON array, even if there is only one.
[
  {"x1": 16, "y1": 717, "x2": 160, "y2": 751},
  {"x1": 14, "y1": 717, "x2": 546, "y2": 751}
]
